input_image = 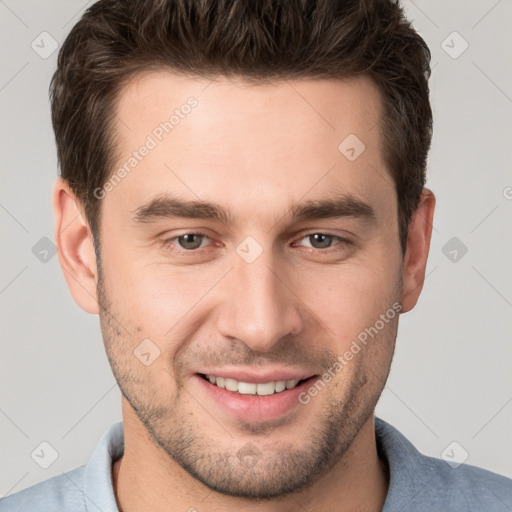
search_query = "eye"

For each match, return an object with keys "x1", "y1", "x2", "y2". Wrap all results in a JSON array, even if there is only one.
[
  {"x1": 296, "y1": 233, "x2": 353, "y2": 250},
  {"x1": 162, "y1": 232, "x2": 212, "y2": 252}
]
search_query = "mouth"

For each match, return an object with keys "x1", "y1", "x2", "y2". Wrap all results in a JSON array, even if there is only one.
[
  {"x1": 193, "y1": 371, "x2": 319, "y2": 423},
  {"x1": 198, "y1": 373, "x2": 310, "y2": 395}
]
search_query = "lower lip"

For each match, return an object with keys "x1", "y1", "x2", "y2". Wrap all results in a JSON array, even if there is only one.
[{"x1": 193, "y1": 374, "x2": 317, "y2": 423}]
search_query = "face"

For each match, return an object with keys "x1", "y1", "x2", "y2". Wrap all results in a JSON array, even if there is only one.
[{"x1": 96, "y1": 73, "x2": 403, "y2": 498}]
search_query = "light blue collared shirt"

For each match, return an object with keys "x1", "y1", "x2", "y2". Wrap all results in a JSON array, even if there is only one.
[{"x1": 1, "y1": 417, "x2": 511, "y2": 511}]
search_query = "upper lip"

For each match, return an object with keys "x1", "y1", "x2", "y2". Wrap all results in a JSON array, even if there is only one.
[{"x1": 196, "y1": 368, "x2": 317, "y2": 384}]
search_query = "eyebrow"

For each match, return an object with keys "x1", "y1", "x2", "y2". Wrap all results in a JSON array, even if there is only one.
[{"x1": 131, "y1": 192, "x2": 376, "y2": 226}]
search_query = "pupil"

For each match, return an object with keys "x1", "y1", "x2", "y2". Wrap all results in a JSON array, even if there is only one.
[
  {"x1": 311, "y1": 234, "x2": 331, "y2": 249},
  {"x1": 179, "y1": 234, "x2": 202, "y2": 249}
]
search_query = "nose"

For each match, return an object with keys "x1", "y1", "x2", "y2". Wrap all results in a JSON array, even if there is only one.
[{"x1": 216, "y1": 247, "x2": 304, "y2": 353}]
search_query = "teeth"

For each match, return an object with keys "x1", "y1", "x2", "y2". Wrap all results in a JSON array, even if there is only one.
[
  {"x1": 225, "y1": 378, "x2": 238, "y2": 392},
  {"x1": 256, "y1": 382, "x2": 275, "y2": 396},
  {"x1": 275, "y1": 380, "x2": 286, "y2": 392},
  {"x1": 286, "y1": 379, "x2": 299, "y2": 389},
  {"x1": 204, "y1": 375, "x2": 302, "y2": 395},
  {"x1": 238, "y1": 382, "x2": 257, "y2": 394}
]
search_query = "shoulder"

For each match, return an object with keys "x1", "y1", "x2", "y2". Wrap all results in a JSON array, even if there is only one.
[
  {"x1": 1, "y1": 422, "x2": 123, "y2": 512},
  {"x1": 0, "y1": 467, "x2": 86, "y2": 512},
  {"x1": 375, "y1": 417, "x2": 512, "y2": 511},
  {"x1": 419, "y1": 454, "x2": 512, "y2": 509}
]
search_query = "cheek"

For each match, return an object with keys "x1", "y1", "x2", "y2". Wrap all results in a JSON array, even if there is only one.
[
  {"x1": 103, "y1": 258, "x2": 230, "y2": 354},
  {"x1": 104, "y1": 253, "x2": 192, "y2": 319},
  {"x1": 296, "y1": 259, "x2": 400, "y2": 349}
]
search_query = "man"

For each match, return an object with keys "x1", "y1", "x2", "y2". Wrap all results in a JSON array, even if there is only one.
[{"x1": 1, "y1": 0, "x2": 510, "y2": 511}]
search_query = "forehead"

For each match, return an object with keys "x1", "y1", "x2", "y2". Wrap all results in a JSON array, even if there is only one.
[{"x1": 106, "y1": 71, "x2": 393, "y2": 227}]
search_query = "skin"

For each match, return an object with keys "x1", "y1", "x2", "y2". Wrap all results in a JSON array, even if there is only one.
[{"x1": 53, "y1": 72, "x2": 435, "y2": 512}]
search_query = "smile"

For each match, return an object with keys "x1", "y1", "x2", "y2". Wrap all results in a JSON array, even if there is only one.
[{"x1": 200, "y1": 373, "x2": 305, "y2": 395}]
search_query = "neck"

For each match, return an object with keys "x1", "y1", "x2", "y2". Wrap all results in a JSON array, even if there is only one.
[{"x1": 113, "y1": 404, "x2": 388, "y2": 512}]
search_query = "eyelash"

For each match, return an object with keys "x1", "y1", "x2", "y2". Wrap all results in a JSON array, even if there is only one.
[{"x1": 161, "y1": 231, "x2": 354, "y2": 255}]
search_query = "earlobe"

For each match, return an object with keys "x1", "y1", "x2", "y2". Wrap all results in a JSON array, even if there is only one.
[
  {"x1": 53, "y1": 177, "x2": 100, "y2": 315},
  {"x1": 400, "y1": 188, "x2": 436, "y2": 313}
]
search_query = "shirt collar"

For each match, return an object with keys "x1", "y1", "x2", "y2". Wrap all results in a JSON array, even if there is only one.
[
  {"x1": 84, "y1": 421, "x2": 124, "y2": 512},
  {"x1": 375, "y1": 417, "x2": 436, "y2": 511}
]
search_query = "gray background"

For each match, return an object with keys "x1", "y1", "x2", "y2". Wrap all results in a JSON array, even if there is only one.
[{"x1": 1, "y1": 0, "x2": 511, "y2": 497}]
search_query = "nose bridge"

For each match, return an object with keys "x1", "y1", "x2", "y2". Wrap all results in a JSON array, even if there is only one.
[{"x1": 217, "y1": 246, "x2": 303, "y2": 352}]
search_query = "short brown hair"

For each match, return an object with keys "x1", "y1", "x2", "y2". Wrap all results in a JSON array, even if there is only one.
[{"x1": 50, "y1": 0, "x2": 432, "y2": 253}]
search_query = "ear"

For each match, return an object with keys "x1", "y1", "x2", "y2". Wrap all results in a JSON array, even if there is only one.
[
  {"x1": 53, "y1": 177, "x2": 99, "y2": 314},
  {"x1": 400, "y1": 188, "x2": 436, "y2": 313}
]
